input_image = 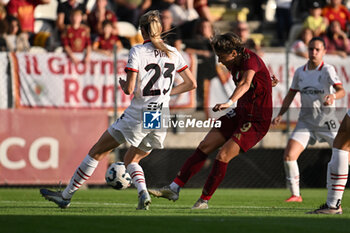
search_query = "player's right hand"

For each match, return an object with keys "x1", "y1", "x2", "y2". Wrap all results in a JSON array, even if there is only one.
[
  {"x1": 271, "y1": 115, "x2": 282, "y2": 126},
  {"x1": 119, "y1": 78, "x2": 126, "y2": 90},
  {"x1": 212, "y1": 103, "x2": 230, "y2": 112}
]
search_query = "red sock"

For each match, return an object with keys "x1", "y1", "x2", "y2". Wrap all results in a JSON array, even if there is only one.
[
  {"x1": 174, "y1": 148, "x2": 208, "y2": 187},
  {"x1": 200, "y1": 159, "x2": 228, "y2": 201}
]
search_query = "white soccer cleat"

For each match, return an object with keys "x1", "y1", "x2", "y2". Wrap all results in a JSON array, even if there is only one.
[
  {"x1": 148, "y1": 186, "x2": 179, "y2": 201},
  {"x1": 137, "y1": 190, "x2": 151, "y2": 210},
  {"x1": 191, "y1": 198, "x2": 208, "y2": 210}
]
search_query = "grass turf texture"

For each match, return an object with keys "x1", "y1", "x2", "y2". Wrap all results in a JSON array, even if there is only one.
[{"x1": 1, "y1": 188, "x2": 350, "y2": 233}]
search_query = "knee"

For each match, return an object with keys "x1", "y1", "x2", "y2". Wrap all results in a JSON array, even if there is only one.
[
  {"x1": 88, "y1": 150, "x2": 107, "y2": 161},
  {"x1": 216, "y1": 151, "x2": 231, "y2": 163},
  {"x1": 198, "y1": 140, "x2": 211, "y2": 154}
]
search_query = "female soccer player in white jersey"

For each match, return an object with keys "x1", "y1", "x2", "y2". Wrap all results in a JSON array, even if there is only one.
[
  {"x1": 272, "y1": 37, "x2": 345, "y2": 202},
  {"x1": 308, "y1": 109, "x2": 350, "y2": 214},
  {"x1": 40, "y1": 10, "x2": 196, "y2": 210}
]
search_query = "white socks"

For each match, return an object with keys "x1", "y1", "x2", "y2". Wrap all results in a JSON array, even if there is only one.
[
  {"x1": 62, "y1": 155, "x2": 99, "y2": 199},
  {"x1": 326, "y1": 148, "x2": 349, "y2": 208},
  {"x1": 127, "y1": 162, "x2": 147, "y2": 194},
  {"x1": 284, "y1": 160, "x2": 300, "y2": 196}
]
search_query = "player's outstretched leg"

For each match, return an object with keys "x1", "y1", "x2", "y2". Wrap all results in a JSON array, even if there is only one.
[
  {"x1": 192, "y1": 159, "x2": 228, "y2": 209},
  {"x1": 149, "y1": 148, "x2": 208, "y2": 201},
  {"x1": 40, "y1": 189, "x2": 71, "y2": 209},
  {"x1": 40, "y1": 155, "x2": 99, "y2": 208}
]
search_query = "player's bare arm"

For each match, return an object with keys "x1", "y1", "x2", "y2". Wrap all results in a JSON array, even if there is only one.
[
  {"x1": 272, "y1": 90, "x2": 297, "y2": 126},
  {"x1": 170, "y1": 68, "x2": 197, "y2": 96},
  {"x1": 120, "y1": 71, "x2": 137, "y2": 95},
  {"x1": 212, "y1": 69, "x2": 255, "y2": 112},
  {"x1": 323, "y1": 84, "x2": 345, "y2": 106}
]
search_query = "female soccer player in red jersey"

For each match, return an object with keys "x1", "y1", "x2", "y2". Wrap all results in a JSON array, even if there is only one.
[{"x1": 149, "y1": 32, "x2": 277, "y2": 209}]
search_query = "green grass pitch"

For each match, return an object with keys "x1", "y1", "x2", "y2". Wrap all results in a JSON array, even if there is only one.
[{"x1": 1, "y1": 188, "x2": 350, "y2": 233}]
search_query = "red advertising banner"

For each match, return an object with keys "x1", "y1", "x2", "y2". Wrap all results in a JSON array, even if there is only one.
[{"x1": 0, "y1": 109, "x2": 109, "y2": 184}]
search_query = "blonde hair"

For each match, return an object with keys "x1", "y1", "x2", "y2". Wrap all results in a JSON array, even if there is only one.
[{"x1": 139, "y1": 10, "x2": 172, "y2": 57}]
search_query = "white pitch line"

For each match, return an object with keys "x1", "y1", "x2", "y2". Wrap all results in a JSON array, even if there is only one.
[{"x1": 0, "y1": 200, "x2": 310, "y2": 210}]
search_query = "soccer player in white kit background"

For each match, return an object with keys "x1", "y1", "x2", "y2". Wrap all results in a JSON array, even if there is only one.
[
  {"x1": 40, "y1": 10, "x2": 197, "y2": 210},
  {"x1": 272, "y1": 37, "x2": 345, "y2": 202}
]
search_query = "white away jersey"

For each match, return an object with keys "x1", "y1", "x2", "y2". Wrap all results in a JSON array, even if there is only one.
[
  {"x1": 124, "y1": 41, "x2": 188, "y2": 120},
  {"x1": 290, "y1": 61, "x2": 342, "y2": 126}
]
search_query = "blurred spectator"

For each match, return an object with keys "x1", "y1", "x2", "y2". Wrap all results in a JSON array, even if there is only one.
[
  {"x1": 183, "y1": 19, "x2": 217, "y2": 109},
  {"x1": 275, "y1": 0, "x2": 293, "y2": 46},
  {"x1": 247, "y1": 0, "x2": 267, "y2": 21},
  {"x1": 322, "y1": 0, "x2": 350, "y2": 33},
  {"x1": 303, "y1": 1, "x2": 328, "y2": 36},
  {"x1": 0, "y1": 19, "x2": 8, "y2": 51},
  {"x1": 290, "y1": 27, "x2": 313, "y2": 58},
  {"x1": 57, "y1": 0, "x2": 87, "y2": 33},
  {"x1": 6, "y1": 0, "x2": 50, "y2": 33},
  {"x1": 233, "y1": 21, "x2": 262, "y2": 55},
  {"x1": 292, "y1": 0, "x2": 327, "y2": 23},
  {"x1": 169, "y1": 0, "x2": 199, "y2": 40},
  {"x1": 0, "y1": 3, "x2": 7, "y2": 20},
  {"x1": 92, "y1": 20, "x2": 122, "y2": 56},
  {"x1": 161, "y1": 8, "x2": 182, "y2": 51},
  {"x1": 113, "y1": 0, "x2": 141, "y2": 27},
  {"x1": 322, "y1": 20, "x2": 350, "y2": 57},
  {"x1": 61, "y1": 9, "x2": 91, "y2": 64},
  {"x1": 169, "y1": 0, "x2": 198, "y2": 27},
  {"x1": 140, "y1": 0, "x2": 173, "y2": 13},
  {"x1": 193, "y1": 0, "x2": 213, "y2": 23},
  {"x1": 88, "y1": 0, "x2": 118, "y2": 39},
  {"x1": 4, "y1": 16, "x2": 30, "y2": 51}
]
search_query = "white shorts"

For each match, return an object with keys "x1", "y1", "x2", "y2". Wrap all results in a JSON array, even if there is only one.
[
  {"x1": 290, "y1": 120, "x2": 338, "y2": 148},
  {"x1": 107, "y1": 112, "x2": 166, "y2": 153}
]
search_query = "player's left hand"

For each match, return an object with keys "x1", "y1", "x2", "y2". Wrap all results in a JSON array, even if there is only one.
[
  {"x1": 323, "y1": 94, "x2": 334, "y2": 106},
  {"x1": 212, "y1": 103, "x2": 230, "y2": 112}
]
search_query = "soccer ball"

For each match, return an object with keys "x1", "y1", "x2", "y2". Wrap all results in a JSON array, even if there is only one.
[{"x1": 105, "y1": 162, "x2": 132, "y2": 190}]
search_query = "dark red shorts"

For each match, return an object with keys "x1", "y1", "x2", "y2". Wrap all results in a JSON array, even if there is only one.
[{"x1": 217, "y1": 109, "x2": 271, "y2": 152}]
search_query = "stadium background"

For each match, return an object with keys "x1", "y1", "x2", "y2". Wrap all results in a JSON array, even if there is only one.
[{"x1": 1, "y1": 0, "x2": 350, "y2": 189}]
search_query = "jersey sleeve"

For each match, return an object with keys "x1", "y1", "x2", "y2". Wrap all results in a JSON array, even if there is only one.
[
  {"x1": 125, "y1": 47, "x2": 139, "y2": 73},
  {"x1": 290, "y1": 70, "x2": 299, "y2": 91},
  {"x1": 326, "y1": 65, "x2": 342, "y2": 86},
  {"x1": 175, "y1": 50, "x2": 188, "y2": 72}
]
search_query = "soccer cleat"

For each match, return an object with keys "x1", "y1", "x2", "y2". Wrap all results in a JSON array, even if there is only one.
[
  {"x1": 148, "y1": 186, "x2": 179, "y2": 202},
  {"x1": 306, "y1": 203, "x2": 343, "y2": 215},
  {"x1": 191, "y1": 198, "x2": 209, "y2": 209},
  {"x1": 40, "y1": 188, "x2": 71, "y2": 209},
  {"x1": 137, "y1": 190, "x2": 151, "y2": 210},
  {"x1": 285, "y1": 195, "x2": 303, "y2": 202}
]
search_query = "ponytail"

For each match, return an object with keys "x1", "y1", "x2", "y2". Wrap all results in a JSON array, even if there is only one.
[{"x1": 139, "y1": 10, "x2": 172, "y2": 57}]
